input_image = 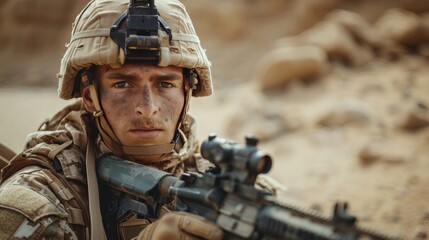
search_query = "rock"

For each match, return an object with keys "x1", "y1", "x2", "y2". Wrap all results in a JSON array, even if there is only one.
[
  {"x1": 358, "y1": 143, "x2": 381, "y2": 165},
  {"x1": 406, "y1": 175, "x2": 420, "y2": 186},
  {"x1": 401, "y1": 111, "x2": 429, "y2": 130},
  {"x1": 317, "y1": 99, "x2": 372, "y2": 127},
  {"x1": 358, "y1": 213, "x2": 373, "y2": 222},
  {"x1": 226, "y1": 103, "x2": 303, "y2": 142},
  {"x1": 419, "y1": 44, "x2": 429, "y2": 58},
  {"x1": 358, "y1": 140, "x2": 413, "y2": 166},
  {"x1": 253, "y1": 107, "x2": 303, "y2": 141},
  {"x1": 277, "y1": 21, "x2": 375, "y2": 66},
  {"x1": 310, "y1": 203, "x2": 323, "y2": 212},
  {"x1": 226, "y1": 110, "x2": 248, "y2": 139},
  {"x1": 375, "y1": 8, "x2": 429, "y2": 46},
  {"x1": 413, "y1": 226, "x2": 428, "y2": 239},
  {"x1": 280, "y1": 112, "x2": 303, "y2": 133},
  {"x1": 379, "y1": 41, "x2": 408, "y2": 61},
  {"x1": 398, "y1": 102, "x2": 429, "y2": 130},
  {"x1": 287, "y1": 0, "x2": 341, "y2": 33},
  {"x1": 253, "y1": 116, "x2": 287, "y2": 141},
  {"x1": 257, "y1": 46, "x2": 328, "y2": 91},
  {"x1": 400, "y1": 0, "x2": 429, "y2": 14},
  {"x1": 394, "y1": 186, "x2": 409, "y2": 198},
  {"x1": 423, "y1": 208, "x2": 429, "y2": 221},
  {"x1": 311, "y1": 128, "x2": 345, "y2": 145},
  {"x1": 388, "y1": 213, "x2": 402, "y2": 223},
  {"x1": 359, "y1": 83, "x2": 384, "y2": 97},
  {"x1": 326, "y1": 9, "x2": 384, "y2": 48},
  {"x1": 382, "y1": 208, "x2": 402, "y2": 223}
]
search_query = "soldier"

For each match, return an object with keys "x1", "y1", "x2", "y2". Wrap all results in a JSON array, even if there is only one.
[{"x1": 0, "y1": 0, "x2": 223, "y2": 239}]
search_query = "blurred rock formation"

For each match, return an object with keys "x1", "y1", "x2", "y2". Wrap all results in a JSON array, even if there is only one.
[{"x1": 256, "y1": 8, "x2": 429, "y2": 92}]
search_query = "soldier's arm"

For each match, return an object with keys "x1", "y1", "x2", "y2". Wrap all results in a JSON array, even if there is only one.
[{"x1": 0, "y1": 166, "x2": 79, "y2": 239}]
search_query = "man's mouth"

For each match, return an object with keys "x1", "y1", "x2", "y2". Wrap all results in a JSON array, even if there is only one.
[{"x1": 129, "y1": 128, "x2": 162, "y2": 138}]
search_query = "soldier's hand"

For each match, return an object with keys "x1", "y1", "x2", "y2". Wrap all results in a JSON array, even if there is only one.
[{"x1": 137, "y1": 212, "x2": 223, "y2": 240}]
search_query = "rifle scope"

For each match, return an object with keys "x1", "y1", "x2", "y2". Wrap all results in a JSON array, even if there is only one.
[{"x1": 201, "y1": 134, "x2": 272, "y2": 177}]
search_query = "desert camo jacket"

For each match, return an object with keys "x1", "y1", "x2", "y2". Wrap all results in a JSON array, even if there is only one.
[{"x1": 0, "y1": 99, "x2": 206, "y2": 240}]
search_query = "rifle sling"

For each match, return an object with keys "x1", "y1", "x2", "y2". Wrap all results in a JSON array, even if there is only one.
[{"x1": 86, "y1": 140, "x2": 107, "y2": 239}]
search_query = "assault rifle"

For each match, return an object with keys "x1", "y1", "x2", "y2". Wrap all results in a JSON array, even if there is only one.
[{"x1": 97, "y1": 134, "x2": 399, "y2": 240}]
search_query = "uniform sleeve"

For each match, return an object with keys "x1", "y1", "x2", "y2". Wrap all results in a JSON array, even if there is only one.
[{"x1": 0, "y1": 166, "x2": 79, "y2": 240}]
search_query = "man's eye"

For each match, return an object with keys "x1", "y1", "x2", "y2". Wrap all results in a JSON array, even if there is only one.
[
  {"x1": 160, "y1": 82, "x2": 174, "y2": 88},
  {"x1": 114, "y1": 81, "x2": 128, "y2": 88}
]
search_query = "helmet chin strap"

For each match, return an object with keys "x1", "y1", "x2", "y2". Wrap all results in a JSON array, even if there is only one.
[{"x1": 81, "y1": 69, "x2": 192, "y2": 158}]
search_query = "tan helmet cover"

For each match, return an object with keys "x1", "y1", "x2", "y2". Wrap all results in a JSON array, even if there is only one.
[{"x1": 58, "y1": 0, "x2": 213, "y2": 100}]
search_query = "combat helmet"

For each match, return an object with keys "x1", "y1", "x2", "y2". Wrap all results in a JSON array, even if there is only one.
[
  {"x1": 58, "y1": 0, "x2": 212, "y2": 99},
  {"x1": 58, "y1": 0, "x2": 212, "y2": 157}
]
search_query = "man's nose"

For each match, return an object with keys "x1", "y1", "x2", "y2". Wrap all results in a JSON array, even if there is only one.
[{"x1": 135, "y1": 86, "x2": 158, "y2": 116}]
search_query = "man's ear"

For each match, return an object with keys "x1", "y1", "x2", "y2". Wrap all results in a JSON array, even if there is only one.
[{"x1": 81, "y1": 85, "x2": 96, "y2": 113}]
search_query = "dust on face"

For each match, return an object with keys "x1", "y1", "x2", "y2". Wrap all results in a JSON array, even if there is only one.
[{"x1": 95, "y1": 63, "x2": 185, "y2": 150}]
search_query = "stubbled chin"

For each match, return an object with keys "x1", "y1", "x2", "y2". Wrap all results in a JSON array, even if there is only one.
[
  {"x1": 130, "y1": 154, "x2": 163, "y2": 164},
  {"x1": 121, "y1": 135, "x2": 162, "y2": 146}
]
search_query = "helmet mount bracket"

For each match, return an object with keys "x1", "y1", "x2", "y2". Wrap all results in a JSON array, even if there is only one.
[{"x1": 110, "y1": 0, "x2": 172, "y2": 64}]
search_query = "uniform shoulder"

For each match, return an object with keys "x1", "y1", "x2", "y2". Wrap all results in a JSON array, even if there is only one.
[{"x1": 0, "y1": 166, "x2": 74, "y2": 239}]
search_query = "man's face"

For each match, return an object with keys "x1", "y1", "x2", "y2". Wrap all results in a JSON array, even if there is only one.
[{"x1": 95, "y1": 63, "x2": 185, "y2": 149}]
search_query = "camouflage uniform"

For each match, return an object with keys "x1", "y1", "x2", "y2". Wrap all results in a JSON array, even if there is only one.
[
  {"x1": 0, "y1": 0, "x2": 281, "y2": 238},
  {"x1": 0, "y1": 100, "x2": 204, "y2": 239}
]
